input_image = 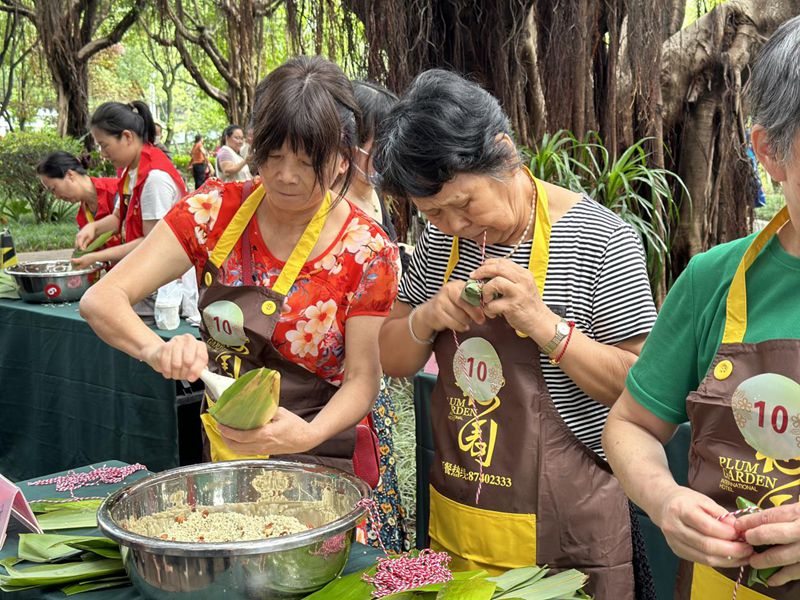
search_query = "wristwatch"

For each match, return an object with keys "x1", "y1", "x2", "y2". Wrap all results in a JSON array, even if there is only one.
[{"x1": 540, "y1": 318, "x2": 571, "y2": 355}]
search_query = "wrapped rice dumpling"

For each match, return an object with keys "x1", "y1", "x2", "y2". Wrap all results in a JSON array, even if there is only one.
[{"x1": 207, "y1": 368, "x2": 280, "y2": 430}]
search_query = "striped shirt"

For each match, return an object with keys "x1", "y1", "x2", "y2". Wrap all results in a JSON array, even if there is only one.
[{"x1": 398, "y1": 196, "x2": 657, "y2": 457}]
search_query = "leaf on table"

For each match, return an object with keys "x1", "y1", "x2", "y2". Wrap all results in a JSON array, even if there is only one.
[
  {"x1": 488, "y1": 566, "x2": 547, "y2": 593},
  {"x1": 436, "y1": 578, "x2": 497, "y2": 599},
  {"x1": 29, "y1": 499, "x2": 103, "y2": 514},
  {"x1": 18, "y1": 534, "x2": 97, "y2": 562},
  {"x1": 301, "y1": 567, "x2": 376, "y2": 600},
  {"x1": 493, "y1": 568, "x2": 589, "y2": 600},
  {"x1": 0, "y1": 558, "x2": 124, "y2": 588},
  {"x1": 61, "y1": 575, "x2": 130, "y2": 596},
  {"x1": 36, "y1": 508, "x2": 97, "y2": 530}
]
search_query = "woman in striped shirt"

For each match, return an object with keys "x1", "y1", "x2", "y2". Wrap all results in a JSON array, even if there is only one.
[{"x1": 374, "y1": 70, "x2": 656, "y2": 599}]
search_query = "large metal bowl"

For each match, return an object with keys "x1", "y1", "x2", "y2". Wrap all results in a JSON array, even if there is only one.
[
  {"x1": 4, "y1": 259, "x2": 103, "y2": 303},
  {"x1": 97, "y1": 460, "x2": 370, "y2": 599}
]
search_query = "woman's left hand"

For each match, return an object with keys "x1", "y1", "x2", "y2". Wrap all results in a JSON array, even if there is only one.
[
  {"x1": 471, "y1": 258, "x2": 555, "y2": 341},
  {"x1": 216, "y1": 407, "x2": 319, "y2": 456},
  {"x1": 735, "y1": 503, "x2": 800, "y2": 586}
]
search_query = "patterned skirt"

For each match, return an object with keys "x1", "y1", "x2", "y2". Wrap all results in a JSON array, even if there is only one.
[{"x1": 360, "y1": 378, "x2": 410, "y2": 553}]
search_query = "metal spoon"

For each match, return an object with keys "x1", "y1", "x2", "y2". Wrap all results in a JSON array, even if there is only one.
[{"x1": 199, "y1": 369, "x2": 235, "y2": 400}]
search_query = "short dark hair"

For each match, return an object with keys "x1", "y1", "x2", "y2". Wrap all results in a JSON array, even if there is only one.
[
  {"x1": 373, "y1": 69, "x2": 519, "y2": 200},
  {"x1": 36, "y1": 151, "x2": 87, "y2": 178},
  {"x1": 220, "y1": 125, "x2": 242, "y2": 147},
  {"x1": 352, "y1": 80, "x2": 398, "y2": 146},
  {"x1": 251, "y1": 55, "x2": 361, "y2": 196},
  {"x1": 90, "y1": 101, "x2": 156, "y2": 144},
  {"x1": 194, "y1": 134, "x2": 203, "y2": 143}
]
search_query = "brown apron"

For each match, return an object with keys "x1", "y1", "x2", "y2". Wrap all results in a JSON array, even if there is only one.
[
  {"x1": 675, "y1": 206, "x2": 800, "y2": 600},
  {"x1": 197, "y1": 183, "x2": 355, "y2": 472},
  {"x1": 428, "y1": 172, "x2": 634, "y2": 599}
]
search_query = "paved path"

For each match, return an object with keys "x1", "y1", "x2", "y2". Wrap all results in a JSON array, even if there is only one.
[{"x1": 17, "y1": 248, "x2": 73, "y2": 262}]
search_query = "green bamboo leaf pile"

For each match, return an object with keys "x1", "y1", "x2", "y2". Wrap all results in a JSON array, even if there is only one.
[
  {"x1": 31, "y1": 499, "x2": 103, "y2": 531},
  {"x1": 303, "y1": 563, "x2": 590, "y2": 600},
  {"x1": 0, "y1": 536, "x2": 126, "y2": 594}
]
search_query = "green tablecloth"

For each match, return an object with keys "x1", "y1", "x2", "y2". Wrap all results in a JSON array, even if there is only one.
[
  {"x1": 0, "y1": 462, "x2": 382, "y2": 599},
  {"x1": 0, "y1": 299, "x2": 200, "y2": 481}
]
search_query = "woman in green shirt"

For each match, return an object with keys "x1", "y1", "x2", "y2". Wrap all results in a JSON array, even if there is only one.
[{"x1": 603, "y1": 16, "x2": 800, "y2": 600}]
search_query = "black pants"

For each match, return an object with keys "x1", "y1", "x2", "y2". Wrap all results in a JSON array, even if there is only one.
[{"x1": 192, "y1": 163, "x2": 208, "y2": 189}]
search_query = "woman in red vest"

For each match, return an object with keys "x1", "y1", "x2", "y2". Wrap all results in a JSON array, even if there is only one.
[
  {"x1": 72, "y1": 101, "x2": 186, "y2": 269},
  {"x1": 36, "y1": 151, "x2": 120, "y2": 251}
]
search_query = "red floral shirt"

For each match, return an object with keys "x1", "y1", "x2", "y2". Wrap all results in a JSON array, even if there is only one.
[{"x1": 164, "y1": 179, "x2": 399, "y2": 385}]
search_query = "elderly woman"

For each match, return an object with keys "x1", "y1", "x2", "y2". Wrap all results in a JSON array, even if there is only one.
[
  {"x1": 603, "y1": 17, "x2": 800, "y2": 600},
  {"x1": 375, "y1": 70, "x2": 656, "y2": 597},
  {"x1": 81, "y1": 56, "x2": 399, "y2": 472}
]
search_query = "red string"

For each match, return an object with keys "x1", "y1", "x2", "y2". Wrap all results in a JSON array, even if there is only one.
[
  {"x1": 28, "y1": 464, "x2": 147, "y2": 498},
  {"x1": 716, "y1": 506, "x2": 759, "y2": 600}
]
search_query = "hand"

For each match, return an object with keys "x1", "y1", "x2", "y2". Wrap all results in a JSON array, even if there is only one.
[
  {"x1": 71, "y1": 253, "x2": 99, "y2": 270},
  {"x1": 471, "y1": 258, "x2": 554, "y2": 341},
  {"x1": 142, "y1": 334, "x2": 208, "y2": 381},
  {"x1": 735, "y1": 502, "x2": 800, "y2": 586},
  {"x1": 653, "y1": 486, "x2": 753, "y2": 567},
  {"x1": 75, "y1": 223, "x2": 96, "y2": 251},
  {"x1": 418, "y1": 280, "x2": 485, "y2": 334},
  {"x1": 217, "y1": 408, "x2": 318, "y2": 455}
]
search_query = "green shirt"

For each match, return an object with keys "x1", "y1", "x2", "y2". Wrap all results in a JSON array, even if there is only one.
[{"x1": 627, "y1": 232, "x2": 800, "y2": 423}]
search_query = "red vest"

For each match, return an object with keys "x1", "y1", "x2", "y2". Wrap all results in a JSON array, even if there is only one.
[
  {"x1": 118, "y1": 144, "x2": 186, "y2": 242},
  {"x1": 76, "y1": 177, "x2": 118, "y2": 229}
]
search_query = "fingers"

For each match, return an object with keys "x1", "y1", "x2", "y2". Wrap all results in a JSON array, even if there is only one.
[
  {"x1": 766, "y1": 562, "x2": 800, "y2": 587},
  {"x1": 470, "y1": 258, "x2": 528, "y2": 282},
  {"x1": 736, "y1": 503, "x2": 800, "y2": 545},
  {"x1": 426, "y1": 282, "x2": 484, "y2": 332},
  {"x1": 749, "y1": 542, "x2": 800, "y2": 572},
  {"x1": 155, "y1": 335, "x2": 207, "y2": 380}
]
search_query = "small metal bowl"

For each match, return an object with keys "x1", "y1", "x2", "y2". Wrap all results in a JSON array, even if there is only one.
[
  {"x1": 4, "y1": 259, "x2": 103, "y2": 303},
  {"x1": 98, "y1": 460, "x2": 370, "y2": 599}
]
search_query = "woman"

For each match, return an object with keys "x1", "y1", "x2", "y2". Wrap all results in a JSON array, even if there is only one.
[
  {"x1": 374, "y1": 70, "x2": 656, "y2": 597},
  {"x1": 343, "y1": 80, "x2": 408, "y2": 553},
  {"x1": 36, "y1": 151, "x2": 120, "y2": 251},
  {"x1": 215, "y1": 125, "x2": 252, "y2": 182},
  {"x1": 72, "y1": 101, "x2": 186, "y2": 268},
  {"x1": 603, "y1": 17, "x2": 800, "y2": 599},
  {"x1": 190, "y1": 135, "x2": 210, "y2": 190},
  {"x1": 80, "y1": 56, "x2": 399, "y2": 473}
]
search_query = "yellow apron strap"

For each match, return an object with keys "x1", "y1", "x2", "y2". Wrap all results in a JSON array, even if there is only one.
[
  {"x1": 272, "y1": 191, "x2": 332, "y2": 296},
  {"x1": 83, "y1": 204, "x2": 95, "y2": 223},
  {"x1": 209, "y1": 185, "x2": 265, "y2": 268},
  {"x1": 722, "y1": 206, "x2": 789, "y2": 344},
  {"x1": 443, "y1": 167, "x2": 551, "y2": 293}
]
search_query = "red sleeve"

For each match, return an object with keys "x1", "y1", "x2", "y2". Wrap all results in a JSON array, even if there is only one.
[
  {"x1": 347, "y1": 236, "x2": 400, "y2": 318},
  {"x1": 163, "y1": 179, "x2": 240, "y2": 273}
]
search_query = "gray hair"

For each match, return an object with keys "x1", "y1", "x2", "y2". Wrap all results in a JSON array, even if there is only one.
[{"x1": 747, "y1": 15, "x2": 800, "y2": 162}]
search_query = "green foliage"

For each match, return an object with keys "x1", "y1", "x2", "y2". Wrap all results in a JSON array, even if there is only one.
[
  {"x1": 755, "y1": 192, "x2": 784, "y2": 222},
  {"x1": 0, "y1": 131, "x2": 84, "y2": 223},
  {"x1": 4, "y1": 215, "x2": 76, "y2": 252},
  {"x1": 524, "y1": 131, "x2": 688, "y2": 291},
  {"x1": 85, "y1": 151, "x2": 118, "y2": 177},
  {"x1": 172, "y1": 153, "x2": 192, "y2": 172}
]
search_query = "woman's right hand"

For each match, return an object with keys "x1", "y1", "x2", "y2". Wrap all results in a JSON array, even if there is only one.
[
  {"x1": 143, "y1": 334, "x2": 208, "y2": 381},
  {"x1": 418, "y1": 280, "x2": 486, "y2": 334},
  {"x1": 654, "y1": 486, "x2": 753, "y2": 568},
  {"x1": 75, "y1": 223, "x2": 96, "y2": 250}
]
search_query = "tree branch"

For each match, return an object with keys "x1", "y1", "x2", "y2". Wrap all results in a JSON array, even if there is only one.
[
  {"x1": 77, "y1": 0, "x2": 146, "y2": 61},
  {"x1": 0, "y1": 0, "x2": 34, "y2": 20}
]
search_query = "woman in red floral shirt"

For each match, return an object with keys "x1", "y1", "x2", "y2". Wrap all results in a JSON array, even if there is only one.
[{"x1": 81, "y1": 56, "x2": 399, "y2": 471}]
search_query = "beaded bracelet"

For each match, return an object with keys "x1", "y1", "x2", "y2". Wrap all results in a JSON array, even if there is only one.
[
  {"x1": 408, "y1": 306, "x2": 435, "y2": 345},
  {"x1": 549, "y1": 320, "x2": 575, "y2": 366}
]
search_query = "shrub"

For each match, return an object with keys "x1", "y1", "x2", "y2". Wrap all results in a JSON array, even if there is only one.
[
  {"x1": 86, "y1": 150, "x2": 118, "y2": 178},
  {"x1": 0, "y1": 131, "x2": 84, "y2": 223},
  {"x1": 172, "y1": 153, "x2": 192, "y2": 173}
]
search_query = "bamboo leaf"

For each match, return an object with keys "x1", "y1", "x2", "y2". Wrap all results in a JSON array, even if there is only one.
[
  {"x1": 61, "y1": 575, "x2": 130, "y2": 596},
  {"x1": 488, "y1": 566, "x2": 547, "y2": 592},
  {"x1": 301, "y1": 567, "x2": 375, "y2": 600},
  {"x1": 36, "y1": 508, "x2": 97, "y2": 530},
  {"x1": 18, "y1": 534, "x2": 101, "y2": 563},
  {"x1": 0, "y1": 558, "x2": 124, "y2": 588},
  {"x1": 436, "y1": 577, "x2": 496, "y2": 599},
  {"x1": 493, "y1": 569, "x2": 588, "y2": 600},
  {"x1": 30, "y1": 499, "x2": 103, "y2": 514}
]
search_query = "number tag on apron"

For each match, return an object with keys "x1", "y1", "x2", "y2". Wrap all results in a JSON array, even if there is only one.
[
  {"x1": 732, "y1": 373, "x2": 800, "y2": 460},
  {"x1": 453, "y1": 337, "x2": 505, "y2": 401},
  {"x1": 202, "y1": 300, "x2": 250, "y2": 347}
]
